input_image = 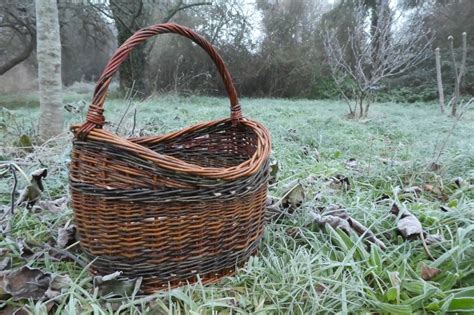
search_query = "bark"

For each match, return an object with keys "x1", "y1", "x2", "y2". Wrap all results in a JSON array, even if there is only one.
[
  {"x1": 36, "y1": 0, "x2": 64, "y2": 140},
  {"x1": 434, "y1": 48, "x2": 445, "y2": 113},
  {"x1": 108, "y1": 0, "x2": 211, "y2": 96},
  {"x1": 110, "y1": 0, "x2": 146, "y2": 95},
  {"x1": 0, "y1": 29, "x2": 35, "y2": 75}
]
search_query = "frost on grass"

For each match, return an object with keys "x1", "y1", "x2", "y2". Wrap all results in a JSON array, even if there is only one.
[{"x1": 0, "y1": 98, "x2": 473, "y2": 313}]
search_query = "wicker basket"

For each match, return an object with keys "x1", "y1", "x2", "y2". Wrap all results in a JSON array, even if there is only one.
[{"x1": 69, "y1": 23, "x2": 271, "y2": 292}]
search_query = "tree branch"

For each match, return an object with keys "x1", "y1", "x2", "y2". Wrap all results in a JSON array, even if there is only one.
[{"x1": 161, "y1": 1, "x2": 212, "y2": 23}]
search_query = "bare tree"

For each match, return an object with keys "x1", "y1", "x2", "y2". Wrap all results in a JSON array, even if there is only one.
[
  {"x1": 0, "y1": 1, "x2": 36, "y2": 75},
  {"x1": 448, "y1": 32, "x2": 467, "y2": 117},
  {"x1": 435, "y1": 33, "x2": 469, "y2": 117},
  {"x1": 36, "y1": 0, "x2": 63, "y2": 139},
  {"x1": 323, "y1": 1, "x2": 432, "y2": 118},
  {"x1": 88, "y1": 0, "x2": 211, "y2": 95}
]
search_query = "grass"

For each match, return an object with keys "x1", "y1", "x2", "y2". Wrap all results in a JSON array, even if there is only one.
[{"x1": 1, "y1": 94, "x2": 473, "y2": 314}]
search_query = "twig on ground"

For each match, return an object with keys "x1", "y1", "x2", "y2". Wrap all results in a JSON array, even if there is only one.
[{"x1": 9, "y1": 164, "x2": 17, "y2": 215}]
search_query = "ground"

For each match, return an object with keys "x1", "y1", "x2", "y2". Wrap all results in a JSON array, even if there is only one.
[{"x1": 0, "y1": 93, "x2": 473, "y2": 314}]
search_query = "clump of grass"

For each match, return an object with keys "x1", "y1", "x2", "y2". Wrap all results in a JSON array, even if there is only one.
[{"x1": 1, "y1": 96, "x2": 473, "y2": 313}]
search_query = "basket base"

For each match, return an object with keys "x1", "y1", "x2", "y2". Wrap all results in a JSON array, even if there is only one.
[{"x1": 87, "y1": 243, "x2": 259, "y2": 293}]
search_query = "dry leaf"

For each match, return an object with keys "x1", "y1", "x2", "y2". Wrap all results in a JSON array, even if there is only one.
[
  {"x1": 390, "y1": 203, "x2": 401, "y2": 216},
  {"x1": 397, "y1": 214, "x2": 423, "y2": 239},
  {"x1": 421, "y1": 265, "x2": 441, "y2": 280},
  {"x1": 0, "y1": 257, "x2": 10, "y2": 271},
  {"x1": 310, "y1": 212, "x2": 352, "y2": 234},
  {"x1": 93, "y1": 271, "x2": 141, "y2": 298},
  {"x1": 269, "y1": 159, "x2": 279, "y2": 184},
  {"x1": 281, "y1": 180, "x2": 305, "y2": 210},
  {"x1": 35, "y1": 197, "x2": 68, "y2": 214},
  {"x1": 452, "y1": 177, "x2": 465, "y2": 188},
  {"x1": 391, "y1": 204, "x2": 434, "y2": 260},
  {"x1": 397, "y1": 186, "x2": 424, "y2": 201},
  {"x1": 315, "y1": 283, "x2": 328, "y2": 295},
  {"x1": 16, "y1": 168, "x2": 48, "y2": 208},
  {"x1": 429, "y1": 162, "x2": 441, "y2": 171},
  {"x1": 308, "y1": 205, "x2": 386, "y2": 249},
  {"x1": 2, "y1": 266, "x2": 51, "y2": 300},
  {"x1": 18, "y1": 240, "x2": 34, "y2": 259},
  {"x1": 326, "y1": 175, "x2": 351, "y2": 191},
  {"x1": 57, "y1": 224, "x2": 76, "y2": 249},
  {"x1": 0, "y1": 304, "x2": 29, "y2": 315},
  {"x1": 266, "y1": 196, "x2": 277, "y2": 207},
  {"x1": 344, "y1": 158, "x2": 358, "y2": 169}
]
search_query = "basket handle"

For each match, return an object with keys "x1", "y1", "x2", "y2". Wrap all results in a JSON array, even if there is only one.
[{"x1": 77, "y1": 23, "x2": 241, "y2": 138}]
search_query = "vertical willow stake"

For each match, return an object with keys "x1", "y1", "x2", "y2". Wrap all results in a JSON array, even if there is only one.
[{"x1": 435, "y1": 48, "x2": 445, "y2": 114}]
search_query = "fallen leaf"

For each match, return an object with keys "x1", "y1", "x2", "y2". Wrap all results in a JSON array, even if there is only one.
[
  {"x1": 315, "y1": 283, "x2": 328, "y2": 295},
  {"x1": 391, "y1": 204, "x2": 434, "y2": 260},
  {"x1": 0, "y1": 305, "x2": 29, "y2": 315},
  {"x1": 2, "y1": 266, "x2": 51, "y2": 300},
  {"x1": 93, "y1": 271, "x2": 141, "y2": 298},
  {"x1": 18, "y1": 240, "x2": 34, "y2": 259},
  {"x1": 16, "y1": 168, "x2": 48, "y2": 208},
  {"x1": 34, "y1": 197, "x2": 68, "y2": 214},
  {"x1": 310, "y1": 212, "x2": 352, "y2": 234},
  {"x1": 429, "y1": 162, "x2": 441, "y2": 171},
  {"x1": 402, "y1": 186, "x2": 423, "y2": 197},
  {"x1": 344, "y1": 158, "x2": 358, "y2": 169},
  {"x1": 266, "y1": 196, "x2": 277, "y2": 207},
  {"x1": 0, "y1": 256, "x2": 10, "y2": 271},
  {"x1": 421, "y1": 265, "x2": 441, "y2": 281},
  {"x1": 390, "y1": 203, "x2": 401, "y2": 216},
  {"x1": 281, "y1": 180, "x2": 305, "y2": 210},
  {"x1": 307, "y1": 205, "x2": 386, "y2": 249},
  {"x1": 57, "y1": 224, "x2": 76, "y2": 249},
  {"x1": 326, "y1": 175, "x2": 351, "y2": 191},
  {"x1": 397, "y1": 213, "x2": 423, "y2": 240},
  {"x1": 269, "y1": 159, "x2": 279, "y2": 184},
  {"x1": 452, "y1": 177, "x2": 465, "y2": 188},
  {"x1": 322, "y1": 204, "x2": 347, "y2": 218}
]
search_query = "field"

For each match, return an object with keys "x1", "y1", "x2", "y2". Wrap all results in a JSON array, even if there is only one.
[{"x1": 1, "y1": 93, "x2": 473, "y2": 314}]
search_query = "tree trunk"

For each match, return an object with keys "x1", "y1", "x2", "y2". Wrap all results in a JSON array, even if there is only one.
[
  {"x1": 36, "y1": 0, "x2": 64, "y2": 140},
  {"x1": 116, "y1": 23, "x2": 147, "y2": 94},
  {"x1": 110, "y1": 0, "x2": 147, "y2": 96},
  {"x1": 434, "y1": 48, "x2": 445, "y2": 114},
  {"x1": 358, "y1": 95, "x2": 364, "y2": 118}
]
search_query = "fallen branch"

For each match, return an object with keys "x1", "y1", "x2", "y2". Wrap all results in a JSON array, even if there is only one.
[
  {"x1": 310, "y1": 206, "x2": 387, "y2": 250},
  {"x1": 9, "y1": 164, "x2": 17, "y2": 215}
]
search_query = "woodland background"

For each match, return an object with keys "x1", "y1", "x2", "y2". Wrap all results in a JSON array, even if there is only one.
[{"x1": 1, "y1": 0, "x2": 473, "y2": 103}]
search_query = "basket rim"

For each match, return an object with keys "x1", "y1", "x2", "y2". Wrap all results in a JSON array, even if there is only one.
[{"x1": 70, "y1": 117, "x2": 271, "y2": 180}]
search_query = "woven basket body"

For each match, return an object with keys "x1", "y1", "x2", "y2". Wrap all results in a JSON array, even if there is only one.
[{"x1": 69, "y1": 23, "x2": 271, "y2": 292}]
